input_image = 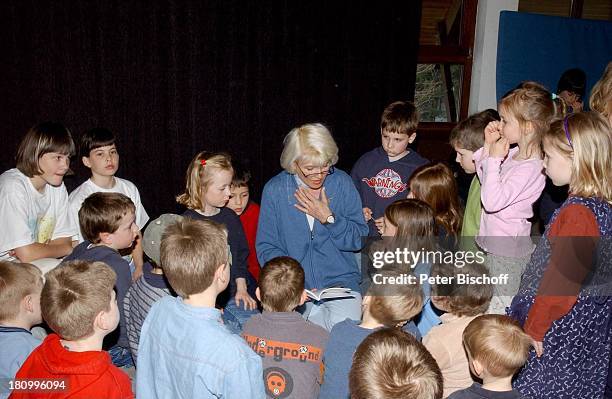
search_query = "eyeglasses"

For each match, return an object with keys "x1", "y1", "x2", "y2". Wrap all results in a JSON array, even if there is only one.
[{"x1": 296, "y1": 163, "x2": 335, "y2": 178}]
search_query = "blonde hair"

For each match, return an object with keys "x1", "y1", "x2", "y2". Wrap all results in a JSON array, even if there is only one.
[
  {"x1": 259, "y1": 256, "x2": 305, "y2": 312},
  {"x1": 280, "y1": 123, "x2": 339, "y2": 173},
  {"x1": 463, "y1": 314, "x2": 531, "y2": 377},
  {"x1": 16, "y1": 122, "x2": 75, "y2": 177},
  {"x1": 42, "y1": 260, "x2": 116, "y2": 341},
  {"x1": 176, "y1": 151, "x2": 233, "y2": 210},
  {"x1": 0, "y1": 261, "x2": 43, "y2": 322},
  {"x1": 160, "y1": 218, "x2": 229, "y2": 298},
  {"x1": 590, "y1": 62, "x2": 612, "y2": 120},
  {"x1": 366, "y1": 267, "x2": 423, "y2": 327},
  {"x1": 543, "y1": 112, "x2": 612, "y2": 202},
  {"x1": 499, "y1": 81, "x2": 559, "y2": 159},
  {"x1": 349, "y1": 328, "x2": 443, "y2": 399}
]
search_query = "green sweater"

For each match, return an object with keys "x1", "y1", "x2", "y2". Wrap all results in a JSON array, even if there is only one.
[{"x1": 461, "y1": 175, "x2": 481, "y2": 237}]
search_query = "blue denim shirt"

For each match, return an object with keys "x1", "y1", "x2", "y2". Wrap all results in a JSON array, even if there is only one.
[{"x1": 136, "y1": 296, "x2": 264, "y2": 398}]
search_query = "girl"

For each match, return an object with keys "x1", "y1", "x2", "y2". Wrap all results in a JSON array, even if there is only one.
[
  {"x1": 475, "y1": 81, "x2": 557, "y2": 314},
  {"x1": 378, "y1": 198, "x2": 442, "y2": 337},
  {"x1": 508, "y1": 112, "x2": 612, "y2": 398},
  {"x1": 407, "y1": 162, "x2": 463, "y2": 242},
  {"x1": 177, "y1": 151, "x2": 258, "y2": 334},
  {"x1": 590, "y1": 61, "x2": 612, "y2": 125},
  {"x1": 0, "y1": 122, "x2": 77, "y2": 273}
]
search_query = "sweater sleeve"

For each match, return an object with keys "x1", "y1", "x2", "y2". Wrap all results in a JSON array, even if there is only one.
[
  {"x1": 224, "y1": 211, "x2": 249, "y2": 282},
  {"x1": 323, "y1": 176, "x2": 369, "y2": 251},
  {"x1": 524, "y1": 204, "x2": 599, "y2": 341},
  {"x1": 479, "y1": 156, "x2": 544, "y2": 213}
]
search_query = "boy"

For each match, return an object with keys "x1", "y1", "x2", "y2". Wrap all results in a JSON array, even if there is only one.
[
  {"x1": 226, "y1": 161, "x2": 261, "y2": 281},
  {"x1": 124, "y1": 214, "x2": 178, "y2": 365},
  {"x1": 349, "y1": 328, "x2": 443, "y2": 399},
  {"x1": 351, "y1": 101, "x2": 428, "y2": 236},
  {"x1": 69, "y1": 127, "x2": 149, "y2": 279},
  {"x1": 136, "y1": 218, "x2": 264, "y2": 398},
  {"x1": 11, "y1": 260, "x2": 133, "y2": 398},
  {"x1": 242, "y1": 256, "x2": 328, "y2": 399},
  {"x1": 63, "y1": 192, "x2": 138, "y2": 368},
  {"x1": 448, "y1": 314, "x2": 531, "y2": 399},
  {"x1": 0, "y1": 262, "x2": 43, "y2": 393},
  {"x1": 319, "y1": 268, "x2": 423, "y2": 399},
  {"x1": 449, "y1": 109, "x2": 500, "y2": 238}
]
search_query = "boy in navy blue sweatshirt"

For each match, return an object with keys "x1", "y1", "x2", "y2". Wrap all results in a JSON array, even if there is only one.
[{"x1": 351, "y1": 101, "x2": 428, "y2": 236}]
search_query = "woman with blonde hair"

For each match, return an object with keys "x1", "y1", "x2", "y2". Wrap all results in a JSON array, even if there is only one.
[{"x1": 257, "y1": 123, "x2": 368, "y2": 331}]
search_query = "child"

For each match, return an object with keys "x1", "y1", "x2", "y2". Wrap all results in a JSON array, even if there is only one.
[
  {"x1": 556, "y1": 68, "x2": 586, "y2": 113},
  {"x1": 178, "y1": 151, "x2": 258, "y2": 334},
  {"x1": 11, "y1": 260, "x2": 133, "y2": 398},
  {"x1": 0, "y1": 262, "x2": 43, "y2": 388},
  {"x1": 226, "y1": 160, "x2": 261, "y2": 281},
  {"x1": 423, "y1": 261, "x2": 493, "y2": 398},
  {"x1": 508, "y1": 112, "x2": 612, "y2": 398},
  {"x1": 407, "y1": 162, "x2": 463, "y2": 241},
  {"x1": 351, "y1": 101, "x2": 428, "y2": 236},
  {"x1": 475, "y1": 81, "x2": 556, "y2": 314},
  {"x1": 448, "y1": 314, "x2": 531, "y2": 399},
  {"x1": 69, "y1": 127, "x2": 149, "y2": 279},
  {"x1": 319, "y1": 268, "x2": 423, "y2": 399},
  {"x1": 136, "y1": 218, "x2": 264, "y2": 398},
  {"x1": 349, "y1": 328, "x2": 443, "y2": 399},
  {"x1": 375, "y1": 198, "x2": 441, "y2": 337},
  {"x1": 63, "y1": 192, "x2": 138, "y2": 368},
  {"x1": 590, "y1": 61, "x2": 612, "y2": 125},
  {"x1": 0, "y1": 122, "x2": 77, "y2": 273},
  {"x1": 124, "y1": 214, "x2": 178, "y2": 365},
  {"x1": 242, "y1": 256, "x2": 328, "y2": 399},
  {"x1": 449, "y1": 109, "x2": 500, "y2": 238}
]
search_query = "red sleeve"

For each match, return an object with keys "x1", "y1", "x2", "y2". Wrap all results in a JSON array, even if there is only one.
[
  {"x1": 524, "y1": 204, "x2": 599, "y2": 341},
  {"x1": 240, "y1": 202, "x2": 261, "y2": 281}
]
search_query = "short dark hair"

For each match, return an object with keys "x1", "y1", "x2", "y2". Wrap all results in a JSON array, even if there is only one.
[
  {"x1": 381, "y1": 101, "x2": 419, "y2": 135},
  {"x1": 449, "y1": 109, "x2": 500, "y2": 151},
  {"x1": 78, "y1": 192, "x2": 136, "y2": 243},
  {"x1": 430, "y1": 262, "x2": 492, "y2": 316},
  {"x1": 259, "y1": 257, "x2": 305, "y2": 312},
  {"x1": 231, "y1": 159, "x2": 252, "y2": 188},
  {"x1": 80, "y1": 127, "x2": 116, "y2": 158},
  {"x1": 557, "y1": 68, "x2": 586, "y2": 99},
  {"x1": 16, "y1": 122, "x2": 75, "y2": 177}
]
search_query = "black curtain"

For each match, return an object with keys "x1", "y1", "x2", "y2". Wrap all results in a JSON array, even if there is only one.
[{"x1": 0, "y1": 1, "x2": 422, "y2": 218}]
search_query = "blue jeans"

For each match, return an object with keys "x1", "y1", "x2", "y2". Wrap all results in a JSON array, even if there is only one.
[
  {"x1": 222, "y1": 298, "x2": 260, "y2": 335},
  {"x1": 108, "y1": 344, "x2": 134, "y2": 368},
  {"x1": 299, "y1": 291, "x2": 362, "y2": 332}
]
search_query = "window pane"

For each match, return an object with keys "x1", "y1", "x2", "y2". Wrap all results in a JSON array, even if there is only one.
[{"x1": 415, "y1": 64, "x2": 463, "y2": 122}]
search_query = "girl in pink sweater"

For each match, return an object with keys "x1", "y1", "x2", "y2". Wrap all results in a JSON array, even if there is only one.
[{"x1": 473, "y1": 82, "x2": 561, "y2": 314}]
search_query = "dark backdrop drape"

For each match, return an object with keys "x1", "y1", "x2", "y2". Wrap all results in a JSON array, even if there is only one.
[{"x1": 0, "y1": 1, "x2": 422, "y2": 218}]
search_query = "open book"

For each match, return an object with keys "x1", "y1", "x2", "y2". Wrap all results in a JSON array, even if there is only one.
[{"x1": 305, "y1": 287, "x2": 355, "y2": 301}]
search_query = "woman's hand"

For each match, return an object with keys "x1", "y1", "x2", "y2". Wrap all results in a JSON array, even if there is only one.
[
  {"x1": 235, "y1": 278, "x2": 257, "y2": 310},
  {"x1": 294, "y1": 187, "x2": 333, "y2": 224}
]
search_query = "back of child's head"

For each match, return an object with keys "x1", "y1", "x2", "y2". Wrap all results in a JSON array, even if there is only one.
[
  {"x1": 142, "y1": 213, "x2": 185, "y2": 267},
  {"x1": 366, "y1": 268, "x2": 423, "y2": 327},
  {"x1": 349, "y1": 328, "x2": 443, "y2": 399},
  {"x1": 230, "y1": 159, "x2": 252, "y2": 188},
  {"x1": 463, "y1": 314, "x2": 531, "y2": 378},
  {"x1": 408, "y1": 163, "x2": 462, "y2": 238},
  {"x1": 381, "y1": 101, "x2": 419, "y2": 135},
  {"x1": 0, "y1": 261, "x2": 43, "y2": 323},
  {"x1": 430, "y1": 261, "x2": 492, "y2": 316},
  {"x1": 16, "y1": 122, "x2": 75, "y2": 178},
  {"x1": 42, "y1": 260, "x2": 116, "y2": 341},
  {"x1": 79, "y1": 192, "x2": 136, "y2": 243},
  {"x1": 384, "y1": 198, "x2": 436, "y2": 252},
  {"x1": 557, "y1": 68, "x2": 587, "y2": 99},
  {"x1": 449, "y1": 109, "x2": 500, "y2": 152},
  {"x1": 176, "y1": 151, "x2": 233, "y2": 210},
  {"x1": 590, "y1": 62, "x2": 612, "y2": 120},
  {"x1": 259, "y1": 256, "x2": 304, "y2": 312},
  {"x1": 544, "y1": 111, "x2": 612, "y2": 201},
  {"x1": 499, "y1": 81, "x2": 560, "y2": 144},
  {"x1": 79, "y1": 127, "x2": 116, "y2": 158},
  {"x1": 280, "y1": 123, "x2": 339, "y2": 173},
  {"x1": 160, "y1": 218, "x2": 229, "y2": 298}
]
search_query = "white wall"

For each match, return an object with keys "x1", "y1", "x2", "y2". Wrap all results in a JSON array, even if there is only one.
[{"x1": 469, "y1": 0, "x2": 519, "y2": 114}]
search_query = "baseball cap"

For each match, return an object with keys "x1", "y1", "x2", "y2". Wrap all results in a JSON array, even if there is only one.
[{"x1": 142, "y1": 214, "x2": 184, "y2": 265}]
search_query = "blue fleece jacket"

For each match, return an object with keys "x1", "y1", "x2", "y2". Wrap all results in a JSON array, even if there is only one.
[{"x1": 256, "y1": 169, "x2": 368, "y2": 292}]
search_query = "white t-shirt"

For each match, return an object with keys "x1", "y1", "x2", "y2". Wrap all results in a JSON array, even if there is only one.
[
  {"x1": 0, "y1": 168, "x2": 77, "y2": 261},
  {"x1": 69, "y1": 177, "x2": 149, "y2": 242}
]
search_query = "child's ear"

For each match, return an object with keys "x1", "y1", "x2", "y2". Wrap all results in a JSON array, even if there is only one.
[
  {"x1": 362, "y1": 295, "x2": 372, "y2": 306},
  {"x1": 299, "y1": 290, "x2": 308, "y2": 306},
  {"x1": 408, "y1": 132, "x2": 417, "y2": 143},
  {"x1": 23, "y1": 294, "x2": 34, "y2": 313},
  {"x1": 255, "y1": 287, "x2": 261, "y2": 302},
  {"x1": 82, "y1": 156, "x2": 92, "y2": 168},
  {"x1": 472, "y1": 359, "x2": 484, "y2": 377},
  {"x1": 95, "y1": 309, "x2": 112, "y2": 332},
  {"x1": 214, "y1": 263, "x2": 227, "y2": 284},
  {"x1": 99, "y1": 232, "x2": 112, "y2": 245}
]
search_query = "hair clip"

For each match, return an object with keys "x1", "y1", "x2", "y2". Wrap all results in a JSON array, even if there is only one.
[
  {"x1": 551, "y1": 93, "x2": 558, "y2": 100},
  {"x1": 200, "y1": 159, "x2": 206, "y2": 166},
  {"x1": 563, "y1": 116, "x2": 573, "y2": 149}
]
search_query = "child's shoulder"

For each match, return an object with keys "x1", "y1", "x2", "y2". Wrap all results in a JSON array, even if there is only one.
[
  {"x1": 353, "y1": 147, "x2": 385, "y2": 168},
  {"x1": 329, "y1": 318, "x2": 360, "y2": 336}
]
